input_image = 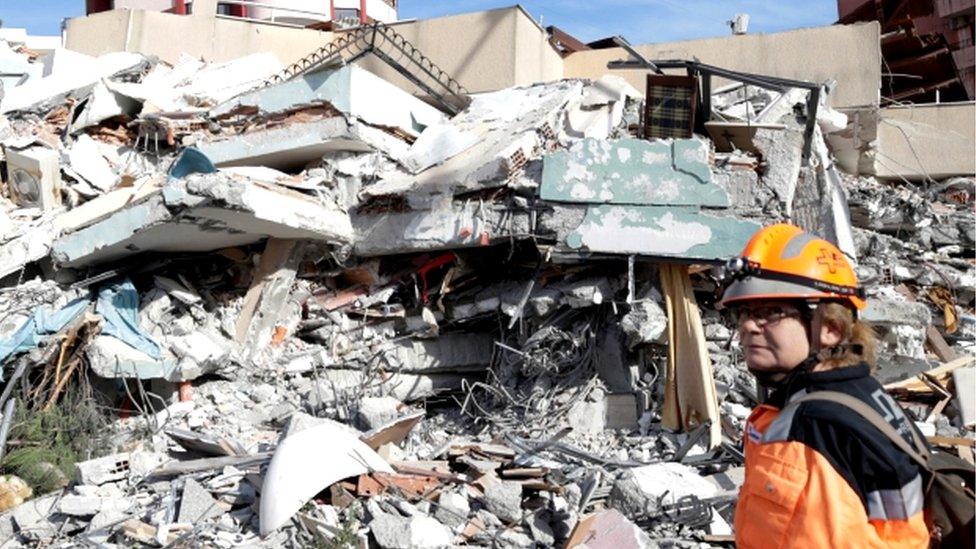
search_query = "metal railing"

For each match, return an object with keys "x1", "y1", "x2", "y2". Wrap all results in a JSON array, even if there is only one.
[
  {"x1": 215, "y1": 0, "x2": 331, "y2": 26},
  {"x1": 263, "y1": 22, "x2": 470, "y2": 115}
]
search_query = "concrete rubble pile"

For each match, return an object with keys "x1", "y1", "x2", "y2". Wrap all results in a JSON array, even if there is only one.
[{"x1": 0, "y1": 35, "x2": 972, "y2": 548}]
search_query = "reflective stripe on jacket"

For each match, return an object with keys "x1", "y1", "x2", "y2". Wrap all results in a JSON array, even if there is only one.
[{"x1": 734, "y1": 363, "x2": 930, "y2": 548}]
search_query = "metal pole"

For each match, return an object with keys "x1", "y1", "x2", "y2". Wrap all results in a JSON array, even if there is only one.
[{"x1": 0, "y1": 399, "x2": 17, "y2": 463}]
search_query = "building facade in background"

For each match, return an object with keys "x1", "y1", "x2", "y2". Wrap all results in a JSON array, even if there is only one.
[{"x1": 84, "y1": 0, "x2": 398, "y2": 28}]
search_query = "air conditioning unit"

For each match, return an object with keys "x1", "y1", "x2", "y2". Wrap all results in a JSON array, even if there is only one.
[
  {"x1": 4, "y1": 146, "x2": 61, "y2": 210},
  {"x1": 334, "y1": 16, "x2": 361, "y2": 30}
]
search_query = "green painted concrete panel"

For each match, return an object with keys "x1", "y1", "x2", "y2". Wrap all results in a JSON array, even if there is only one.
[
  {"x1": 564, "y1": 205, "x2": 760, "y2": 260},
  {"x1": 210, "y1": 65, "x2": 352, "y2": 118},
  {"x1": 541, "y1": 138, "x2": 729, "y2": 207}
]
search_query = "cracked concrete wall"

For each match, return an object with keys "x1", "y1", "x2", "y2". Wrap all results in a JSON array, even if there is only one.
[{"x1": 875, "y1": 102, "x2": 976, "y2": 180}]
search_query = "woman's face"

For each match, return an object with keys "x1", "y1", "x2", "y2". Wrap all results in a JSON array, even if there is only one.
[{"x1": 735, "y1": 301, "x2": 811, "y2": 373}]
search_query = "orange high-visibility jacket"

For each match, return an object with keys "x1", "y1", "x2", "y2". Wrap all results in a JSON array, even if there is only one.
[{"x1": 735, "y1": 363, "x2": 930, "y2": 548}]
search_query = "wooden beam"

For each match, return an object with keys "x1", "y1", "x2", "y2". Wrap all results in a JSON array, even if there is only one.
[{"x1": 659, "y1": 263, "x2": 721, "y2": 449}]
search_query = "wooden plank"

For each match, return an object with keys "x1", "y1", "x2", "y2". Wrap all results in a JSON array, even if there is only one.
[
  {"x1": 926, "y1": 436, "x2": 975, "y2": 447},
  {"x1": 659, "y1": 264, "x2": 721, "y2": 449},
  {"x1": 147, "y1": 453, "x2": 271, "y2": 479},
  {"x1": 234, "y1": 238, "x2": 297, "y2": 343},
  {"x1": 893, "y1": 283, "x2": 957, "y2": 362},
  {"x1": 884, "y1": 355, "x2": 975, "y2": 392},
  {"x1": 925, "y1": 325, "x2": 957, "y2": 362}
]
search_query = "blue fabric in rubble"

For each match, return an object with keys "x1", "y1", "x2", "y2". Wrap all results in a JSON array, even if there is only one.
[
  {"x1": 96, "y1": 278, "x2": 162, "y2": 359},
  {"x1": 0, "y1": 295, "x2": 90, "y2": 368},
  {"x1": 0, "y1": 278, "x2": 162, "y2": 373}
]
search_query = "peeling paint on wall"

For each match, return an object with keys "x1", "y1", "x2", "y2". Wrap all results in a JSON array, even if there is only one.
[
  {"x1": 540, "y1": 138, "x2": 729, "y2": 207},
  {"x1": 563, "y1": 205, "x2": 759, "y2": 260}
]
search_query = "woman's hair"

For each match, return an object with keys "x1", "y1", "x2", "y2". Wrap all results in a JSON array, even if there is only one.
[{"x1": 819, "y1": 301, "x2": 878, "y2": 371}]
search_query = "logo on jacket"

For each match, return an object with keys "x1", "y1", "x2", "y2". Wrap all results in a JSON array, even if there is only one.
[{"x1": 747, "y1": 422, "x2": 762, "y2": 443}]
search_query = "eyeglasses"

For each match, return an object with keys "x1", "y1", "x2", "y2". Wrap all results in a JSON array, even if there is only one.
[{"x1": 732, "y1": 305, "x2": 801, "y2": 328}]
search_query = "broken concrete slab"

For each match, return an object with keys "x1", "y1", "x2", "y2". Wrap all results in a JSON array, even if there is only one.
[
  {"x1": 1, "y1": 51, "x2": 145, "y2": 114},
  {"x1": 0, "y1": 217, "x2": 55, "y2": 279},
  {"x1": 58, "y1": 494, "x2": 133, "y2": 517},
  {"x1": 632, "y1": 462, "x2": 718, "y2": 507},
  {"x1": 52, "y1": 177, "x2": 162, "y2": 234},
  {"x1": 10, "y1": 493, "x2": 62, "y2": 541},
  {"x1": 51, "y1": 173, "x2": 352, "y2": 268},
  {"x1": 86, "y1": 334, "x2": 180, "y2": 380},
  {"x1": 196, "y1": 117, "x2": 407, "y2": 171},
  {"x1": 178, "y1": 478, "x2": 224, "y2": 524},
  {"x1": 754, "y1": 126, "x2": 804, "y2": 212},
  {"x1": 383, "y1": 333, "x2": 494, "y2": 373},
  {"x1": 69, "y1": 80, "x2": 140, "y2": 133},
  {"x1": 565, "y1": 509, "x2": 654, "y2": 549},
  {"x1": 355, "y1": 397, "x2": 403, "y2": 431},
  {"x1": 483, "y1": 481, "x2": 522, "y2": 524},
  {"x1": 211, "y1": 64, "x2": 445, "y2": 139},
  {"x1": 353, "y1": 202, "x2": 531, "y2": 257},
  {"x1": 565, "y1": 74, "x2": 642, "y2": 140},
  {"x1": 369, "y1": 512, "x2": 453, "y2": 549},
  {"x1": 366, "y1": 80, "x2": 584, "y2": 197},
  {"x1": 541, "y1": 138, "x2": 728, "y2": 207},
  {"x1": 234, "y1": 238, "x2": 304, "y2": 358},
  {"x1": 66, "y1": 134, "x2": 119, "y2": 192},
  {"x1": 435, "y1": 490, "x2": 470, "y2": 529},
  {"x1": 952, "y1": 367, "x2": 975, "y2": 427},
  {"x1": 307, "y1": 369, "x2": 471, "y2": 404}
]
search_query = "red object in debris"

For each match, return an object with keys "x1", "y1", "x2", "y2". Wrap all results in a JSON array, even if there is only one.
[
  {"x1": 416, "y1": 252, "x2": 457, "y2": 304},
  {"x1": 458, "y1": 227, "x2": 473, "y2": 238},
  {"x1": 179, "y1": 381, "x2": 193, "y2": 402},
  {"x1": 271, "y1": 325, "x2": 288, "y2": 346},
  {"x1": 479, "y1": 231, "x2": 490, "y2": 246},
  {"x1": 119, "y1": 395, "x2": 133, "y2": 420}
]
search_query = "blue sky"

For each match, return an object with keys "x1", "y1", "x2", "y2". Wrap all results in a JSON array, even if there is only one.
[{"x1": 3, "y1": 1, "x2": 839, "y2": 43}]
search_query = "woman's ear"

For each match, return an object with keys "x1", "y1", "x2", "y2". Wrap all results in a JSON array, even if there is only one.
[{"x1": 819, "y1": 315, "x2": 844, "y2": 348}]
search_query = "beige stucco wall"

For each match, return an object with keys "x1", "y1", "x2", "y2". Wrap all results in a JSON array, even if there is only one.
[
  {"x1": 513, "y1": 10, "x2": 563, "y2": 87},
  {"x1": 65, "y1": 5, "x2": 561, "y2": 95},
  {"x1": 357, "y1": 8, "x2": 517, "y2": 94},
  {"x1": 66, "y1": 0, "x2": 333, "y2": 66},
  {"x1": 875, "y1": 102, "x2": 976, "y2": 180},
  {"x1": 563, "y1": 22, "x2": 882, "y2": 108},
  {"x1": 364, "y1": 6, "x2": 562, "y2": 93},
  {"x1": 63, "y1": 10, "x2": 130, "y2": 57}
]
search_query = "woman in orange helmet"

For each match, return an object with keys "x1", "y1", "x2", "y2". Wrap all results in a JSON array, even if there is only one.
[{"x1": 720, "y1": 223, "x2": 930, "y2": 548}]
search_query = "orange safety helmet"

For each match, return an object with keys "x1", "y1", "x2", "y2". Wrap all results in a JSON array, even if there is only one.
[{"x1": 719, "y1": 224, "x2": 866, "y2": 310}]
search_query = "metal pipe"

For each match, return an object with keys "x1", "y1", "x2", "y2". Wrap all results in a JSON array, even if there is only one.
[{"x1": 0, "y1": 399, "x2": 16, "y2": 464}]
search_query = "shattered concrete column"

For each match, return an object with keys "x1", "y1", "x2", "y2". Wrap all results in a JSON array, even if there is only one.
[{"x1": 754, "y1": 127, "x2": 803, "y2": 215}]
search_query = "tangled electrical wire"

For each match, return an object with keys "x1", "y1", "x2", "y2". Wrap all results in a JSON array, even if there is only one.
[{"x1": 460, "y1": 307, "x2": 605, "y2": 433}]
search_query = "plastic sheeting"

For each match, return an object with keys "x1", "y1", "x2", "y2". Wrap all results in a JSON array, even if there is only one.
[
  {"x1": 96, "y1": 279, "x2": 161, "y2": 359},
  {"x1": 0, "y1": 296, "x2": 89, "y2": 368},
  {"x1": 0, "y1": 278, "x2": 161, "y2": 372}
]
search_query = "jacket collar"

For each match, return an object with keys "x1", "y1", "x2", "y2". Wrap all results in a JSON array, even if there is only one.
[{"x1": 767, "y1": 362, "x2": 871, "y2": 408}]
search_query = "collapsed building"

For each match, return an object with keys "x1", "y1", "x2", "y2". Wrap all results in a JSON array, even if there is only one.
[{"x1": 0, "y1": 2, "x2": 973, "y2": 547}]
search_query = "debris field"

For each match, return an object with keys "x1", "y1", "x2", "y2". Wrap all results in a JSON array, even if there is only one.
[{"x1": 0, "y1": 17, "x2": 973, "y2": 549}]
